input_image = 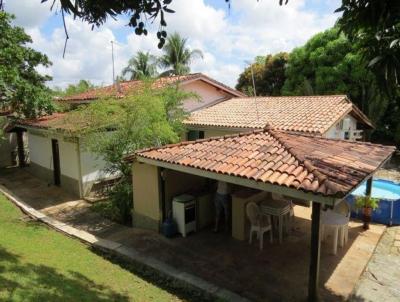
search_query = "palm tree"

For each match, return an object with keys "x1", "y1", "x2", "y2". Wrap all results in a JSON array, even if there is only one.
[
  {"x1": 158, "y1": 32, "x2": 203, "y2": 76},
  {"x1": 122, "y1": 51, "x2": 158, "y2": 80}
]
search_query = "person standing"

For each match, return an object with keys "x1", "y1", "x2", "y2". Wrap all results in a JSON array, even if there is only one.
[{"x1": 213, "y1": 181, "x2": 231, "y2": 233}]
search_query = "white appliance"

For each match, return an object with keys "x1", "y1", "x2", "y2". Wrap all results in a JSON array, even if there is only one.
[{"x1": 172, "y1": 194, "x2": 196, "y2": 237}]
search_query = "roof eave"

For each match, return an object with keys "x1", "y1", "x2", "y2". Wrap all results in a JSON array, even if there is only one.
[
  {"x1": 134, "y1": 155, "x2": 340, "y2": 206},
  {"x1": 342, "y1": 96, "x2": 374, "y2": 129}
]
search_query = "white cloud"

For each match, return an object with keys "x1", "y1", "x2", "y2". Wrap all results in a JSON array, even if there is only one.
[
  {"x1": 5, "y1": 0, "x2": 340, "y2": 88},
  {"x1": 5, "y1": 0, "x2": 54, "y2": 28}
]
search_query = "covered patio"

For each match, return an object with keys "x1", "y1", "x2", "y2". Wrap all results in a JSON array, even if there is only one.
[{"x1": 126, "y1": 129, "x2": 396, "y2": 301}]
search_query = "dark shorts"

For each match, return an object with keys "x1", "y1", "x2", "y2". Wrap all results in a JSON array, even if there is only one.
[{"x1": 214, "y1": 193, "x2": 230, "y2": 217}]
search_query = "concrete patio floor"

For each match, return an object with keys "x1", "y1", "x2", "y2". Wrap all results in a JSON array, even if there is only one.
[{"x1": 0, "y1": 167, "x2": 386, "y2": 302}]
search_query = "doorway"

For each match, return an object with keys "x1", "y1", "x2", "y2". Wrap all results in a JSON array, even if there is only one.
[{"x1": 51, "y1": 139, "x2": 61, "y2": 186}]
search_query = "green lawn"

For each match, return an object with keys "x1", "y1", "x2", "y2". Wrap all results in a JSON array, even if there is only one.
[{"x1": 0, "y1": 193, "x2": 182, "y2": 302}]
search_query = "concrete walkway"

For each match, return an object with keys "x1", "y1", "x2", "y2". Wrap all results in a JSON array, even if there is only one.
[{"x1": 351, "y1": 226, "x2": 400, "y2": 302}]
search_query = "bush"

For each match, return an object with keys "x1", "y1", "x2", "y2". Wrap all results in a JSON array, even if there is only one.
[
  {"x1": 355, "y1": 195, "x2": 380, "y2": 210},
  {"x1": 108, "y1": 180, "x2": 133, "y2": 225}
]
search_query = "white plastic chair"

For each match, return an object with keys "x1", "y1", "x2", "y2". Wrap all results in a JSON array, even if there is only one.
[
  {"x1": 246, "y1": 202, "x2": 273, "y2": 250},
  {"x1": 334, "y1": 200, "x2": 350, "y2": 246}
]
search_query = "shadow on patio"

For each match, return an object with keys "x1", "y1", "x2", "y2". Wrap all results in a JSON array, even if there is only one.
[{"x1": 104, "y1": 204, "x2": 383, "y2": 302}]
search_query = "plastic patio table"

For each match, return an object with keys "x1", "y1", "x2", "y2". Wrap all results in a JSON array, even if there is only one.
[
  {"x1": 321, "y1": 210, "x2": 348, "y2": 255},
  {"x1": 260, "y1": 199, "x2": 291, "y2": 244}
]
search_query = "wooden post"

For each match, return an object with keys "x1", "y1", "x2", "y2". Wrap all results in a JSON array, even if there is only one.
[
  {"x1": 308, "y1": 201, "x2": 321, "y2": 302},
  {"x1": 363, "y1": 177, "x2": 373, "y2": 229},
  {"x1": 366, "y1": 177, "x2": 373, "y2": 197},
  {"x1": 16, "y1": 130, "x2": 25, "y2": 168}
]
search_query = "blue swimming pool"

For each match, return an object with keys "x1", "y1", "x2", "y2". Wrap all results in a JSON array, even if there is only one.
[{"x1": 346, "y1": 179, "x2": 400, "y2": 225}]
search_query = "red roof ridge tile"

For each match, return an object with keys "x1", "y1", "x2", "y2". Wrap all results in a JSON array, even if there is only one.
[
  {"x1": 58, "y1": 73, "x2": 244, "y2": 102},
  {"x1": 266, "y1": 129, "x2": 339, "y2": 194}
]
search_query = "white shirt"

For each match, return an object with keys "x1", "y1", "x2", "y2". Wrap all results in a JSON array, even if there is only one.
[{"x1": 217, "y1": 181, "x2": 230, "y2": 195}]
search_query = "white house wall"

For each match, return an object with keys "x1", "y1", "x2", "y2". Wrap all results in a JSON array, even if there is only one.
[
  {"x1": 0, "y1": 132, "x2": 17, "y2": 167},
  {"x1": 79, "y1": 142, "x2": 112, "y2": 196},
  {"x1": 181, "y1": 81, "x2": 232, "y2": 112},
  {"x1": 28, "y1": 132, "x2": 52, "y2": 169},
  {"x1": 324, "y1": 115, "x2": 358, "y2": 139},
  {"x1": 27, "y1": 130, "x2": 81, "y2": 196}
]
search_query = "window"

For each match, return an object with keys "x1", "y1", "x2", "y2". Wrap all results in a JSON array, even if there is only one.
[{"x1": 187, "y1": 130, "x2": 205, "y2": 141}]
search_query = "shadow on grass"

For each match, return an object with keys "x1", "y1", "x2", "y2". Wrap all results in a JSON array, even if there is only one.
[
  {"x1": 0, "y1": 247, "x2": 130, "y2": 302},
  {"x1": 90, "y1": 247, "x2": 218, "y2": 302}
]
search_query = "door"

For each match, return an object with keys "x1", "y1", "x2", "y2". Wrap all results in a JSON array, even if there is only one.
[{"x1": 51, "y1": 139, "x2": 61, "y2": 186}]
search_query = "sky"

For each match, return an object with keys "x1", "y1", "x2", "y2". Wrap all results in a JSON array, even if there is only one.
[{"x1": 4, "y1": 0, "x2": 341, "y2": 89}]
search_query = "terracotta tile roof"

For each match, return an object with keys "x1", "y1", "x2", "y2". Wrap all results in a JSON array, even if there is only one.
[
  {"x1": 59, "y1": 73, "x2": 245, "y2": 103},
  {"x1": 184, "y1": 95, "x2": 373, "y2": 135},
  {"x1": 130, "y1": 129, "x2": 395, "y2": 198},
  {"x1": 13, "y1": 113, "x2": 72, "y2": 131}
]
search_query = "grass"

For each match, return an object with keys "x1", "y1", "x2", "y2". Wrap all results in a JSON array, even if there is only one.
[{"x1": 0, "y1": 193, "x2": 186, "y2": 302}]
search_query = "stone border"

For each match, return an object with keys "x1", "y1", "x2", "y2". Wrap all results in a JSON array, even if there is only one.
[{"x1": 0, "y1": 185, "x2": 249, "y2": 302}]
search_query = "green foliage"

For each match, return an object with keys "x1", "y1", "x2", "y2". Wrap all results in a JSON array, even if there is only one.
[
  {"x1": 0, "y1": 116, "x2": 6, "y2": 141},
  {"x1": 0, "y1": 12, "x2": 55, "y2": 118},
  {"x1": 122, "y1": 51, "x2": 158, "y2": 80},
  {"x1": 281, "y1": 27, "x2": 400, "y2": 144},
  {"x1": 158, "y1": 32, "x2": 203, "y2": 76},
  {"x1": 64, "y1": 82, "x2": 191, "y2": 223},
  {"x1": 355, "y1": 195, "x2": 380, "y2": 210},
  {"x1": 51, "y1": 80, "x2": 95, "y2": 106},
  {"x1": 236, "y1": 52, "x2": 288, "y2": 96},
  {"x1": 109, "y1": 182, "x2": 133, "y2": 224},
  {"x1": 63, "y1": 80, "x2": 95, "y2": 96},
  {"x1": 337, "y1": 0, "x2": 400, "y2": 96}
]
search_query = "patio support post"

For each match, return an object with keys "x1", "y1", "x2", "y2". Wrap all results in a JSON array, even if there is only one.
[
  {"x1": 366, "y1": 177, "x2": 373, "y2": 197},
  {"x1": 16, "y1": 130, "x2": 25, "y2": 168},
  {"x1": 308, "y1": 201, "x2": 321, "y2": 302}
]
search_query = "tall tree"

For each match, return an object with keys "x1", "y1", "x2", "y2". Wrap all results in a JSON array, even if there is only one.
[
  {"x1": 122, "y1": 51, "x2": 158, "y2": 80},
  {"x1": 158, "y1": 32, "x2": 203, "y2": 76},
  {"x1": 0, "y1": 12, "x2": 55, "y2": 118},
  {"x1": 282, "y1": 28, "x2": 383, "y2": 117},
  {"x1": 236, "y1": 52, "x2": 288, "y2": 96},
  {"x1": 337, "y1": 0, "x2": 400, "y2": 96},
  {"x1": 281, "y1": 27, "x2": 400, "y2": 144}
]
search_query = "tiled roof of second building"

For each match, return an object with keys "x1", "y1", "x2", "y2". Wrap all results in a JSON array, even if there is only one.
[{"x1": 184, "y1": 95, "x2": 373, "y2": 135}]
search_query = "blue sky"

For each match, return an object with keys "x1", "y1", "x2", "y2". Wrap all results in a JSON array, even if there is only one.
[{"x1": 5, "y1": 0, "x2": 341, "y2": 88}]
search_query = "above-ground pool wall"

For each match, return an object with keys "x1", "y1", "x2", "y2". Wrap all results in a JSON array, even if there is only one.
[
  {"x1": 132, "y1": 162, "x2": 161, "y2": 231},
  {"x1": 346, "y1": 195, "x2": 400, "y2": 225},
  {"x1": 163, "y1": 169, "x2": 208, "y2": 216},
  {"x1": 26, "y1": 130, "x2": 81, "y2": 197}
]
